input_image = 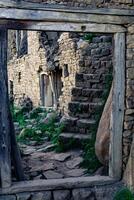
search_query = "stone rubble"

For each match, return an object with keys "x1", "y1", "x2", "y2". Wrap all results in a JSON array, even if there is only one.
[{"x1": 20, "y1": 143, "x2": 87, "y2": 180}]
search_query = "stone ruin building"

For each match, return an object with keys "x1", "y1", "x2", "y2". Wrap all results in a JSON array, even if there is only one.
[
  {"x1": 0, "y1": 0, "x2": 134, "y2": 199},
  {"x1": 8, "y1": 31, "x2": 113, "y2": 143}
]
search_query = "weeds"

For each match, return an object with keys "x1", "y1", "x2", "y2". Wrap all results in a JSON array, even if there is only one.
[
  {"x1": 83, "y1": 33, "x2": 95, "y2": 42},
  {"x1": 114, "y1": 188, "x2": 134, "y2": 200},
  {"x1": 12, "y1": 106, "x2": 64, "y2": 148}
]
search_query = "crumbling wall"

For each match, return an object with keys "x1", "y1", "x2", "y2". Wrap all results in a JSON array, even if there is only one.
[
  {"x1": 58, "y1": 33, "x2": 79, "y2": 114},
  {"x1": 8, "y1": 31, "x2": 47, "y2": 106},
  {"x1": 17, "y1": 0, "x2": 134, "y2": 9},
  {"x1": 123, "y1": 24, "x2": 134, "y2": 189},
  {"x1": 58, "y1": 33, "x2": 113, "y2": 117}
]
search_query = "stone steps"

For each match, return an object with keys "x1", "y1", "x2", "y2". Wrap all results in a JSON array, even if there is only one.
[
  {"x1": 71, "y1": 96, "x2": 102, "y2": 103},
  {"x1": 71, "y1": 87, "x2": 104, "y2": 98},
  {"x1": 77, "y1": 119, "x2": 96, "y2": 128},
  {"x1": 75, "y1": 73, "x2": 110, "y2": 81},
  {"x1": 59, "y1": 132, "x2": 91, "y2": 147},
  {"x1": 79, "y1": 68, "x2": 111, "y2": 75},
  {"x1": 76, "y1": 81, "x2": 104, "y2": 89},
  {"x1": 62, "y1": 116, "x2": 96, "y2": 134},
  {"x1": 68, "y1": 101, "x2": 103, "y2": 115},
  {"x1": 75, "y1": 72, "x2": 107, "y2": 89},
  {"x1": 59, "y1": 70, "x2": 109, "y2": 145},
  {"x1": 75, "y1": 73, "x2": 101, "y2": 82}
]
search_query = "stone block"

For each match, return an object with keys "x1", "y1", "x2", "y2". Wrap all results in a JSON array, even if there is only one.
[
  {"x1": 127, "y1": 68, "x2": 134, "y2": 79},
  {"x1": 0, "y1": 196, "x2": 16, "y2": 200},
  {"x1": 53, "y1": 190, "x2": 71, "y2": 200},
  {"x1": 127, "y1": 49, "x2": 134, "y2": 60},
  {"x1": 31, "y1": 192, "x2": 52, "y2": 200},
  {"x1": 72, "y1": 188, "x2": 96, "y2": 200},
  {"x1": 128, "y1": 25, "x2": 134, "y2": 34},
  {"x1": 17, "y1": 193, "x2": 32, "y2": 200},
  {"x1": 127, "y1": 35, "x2": 134, "y2": 48},
  {"x1": 92, "y1": 37, "x2": 102, "y2": 43},
  {"x1": 43, "y1": 170, "x2": 64, "y2": 179}
]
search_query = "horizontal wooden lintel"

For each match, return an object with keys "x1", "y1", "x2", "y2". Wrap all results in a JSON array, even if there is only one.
[
  {"x1": 0, "y1": 2, "x2": 133, "y2": 25},
  {"x1": 0, "y1": 21, "x2": 126, "y2": 33},
  {"x1": 0, "y1": 176, "x2": 117, "y2": 195},
  {"x1": 0, "y1": 0, "x2": 134, "y2": 17}
]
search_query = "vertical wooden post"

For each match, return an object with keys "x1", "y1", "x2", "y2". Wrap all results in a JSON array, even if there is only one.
[
  {"x1": 3, "y1": 30, "x2": 25, "y2": 181},
  {"x1": 0, "y1": 29, "x2": 11, "y2": 188},
  {"x1": 109, "y1": 32, "x2": 125, "y2": 180}
]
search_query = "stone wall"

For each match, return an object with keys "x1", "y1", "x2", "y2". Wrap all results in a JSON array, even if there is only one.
[
  {"x1": 14, "y1": 0, "x2": 134, "y2": 9},
  {"x1": 8, "y1": 31, "x2": 47, "y2": 106},
  {"x1": 58, "y1": 33, "x2": 79, "y2": 114},
  {"x1": 123, "y1": 25, "x2": 134, "y2": 169},
  {"x1": 123, "y1": 24, "x2": 134, "y2": 188},
  {"x1": 0, "y1": 178, "x2": 123, "y2": 200},
  {"x1": 8, "y1": 31, "x2": 112, "y2": 110},
  {"x1": 58, "y1": 33, "x2": 113, "y2": 117}
]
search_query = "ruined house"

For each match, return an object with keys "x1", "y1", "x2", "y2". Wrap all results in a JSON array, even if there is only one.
[
  {"x1": 8, "y1": 30, "x2": 113, "y2": 142},
  {"x1": 0, "y1": 0, "x2": 134, "y2": 199}
]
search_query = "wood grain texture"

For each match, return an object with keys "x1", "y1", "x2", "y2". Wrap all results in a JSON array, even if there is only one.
[
  {"x1": 0, "y1": 7, "x2": 133, "y2": 25},
  {"x1": 0, "y1": 30, "x2": 11, "y2": 188},
  {"x1": 0, "y1": 176, "x2": 116, "y2": 194},
  {"x1": 0, "y1": 0, "x2": 134, "y2": 17},
  {"x1": 0, "y1": 21, "x2": 126, "y2": 33},
  {"x1": 109, "y1": 32, "x2": 125, "y2": 180}
]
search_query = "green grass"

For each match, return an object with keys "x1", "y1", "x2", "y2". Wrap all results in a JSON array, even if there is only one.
[
  {"x1": 11, "y1": 106, "x2": 65, "y2": 147},
  {"x1": 11, "y1": 105, "x2": 26, "y2": 128},
  {"x1": 114, "y1": 188, "x2": 134, "y2": 200},
  {"x1": 29, "y1": 107, "x2": 47, "y2": 119}
]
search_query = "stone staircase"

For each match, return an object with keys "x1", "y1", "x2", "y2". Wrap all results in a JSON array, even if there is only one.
[
  {"x1": 59, "y1": 34, "x2": 113, "y2": 146},
  {"x1": 59, "y1": 72, "x2": 108, "y2": 146}
]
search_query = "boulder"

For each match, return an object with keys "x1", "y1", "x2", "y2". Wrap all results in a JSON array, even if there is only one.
[
  {"x1": 95, "y1": 84, "x2": 113, "y2": 166},
  {"x1": 40, "y1": 112, "x2": 56, "y2": 124}
]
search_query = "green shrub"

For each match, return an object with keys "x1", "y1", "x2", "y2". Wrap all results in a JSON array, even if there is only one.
[
  {"x1": 82, "y1": 134, "x2": 101, "y2": 173},
  {"x1": 114, "y1": 188, "x2": 134, "y2": 200},
  {"x1": 11, "y1": 106, "x2": 26, "y2": 128},
  {"x1": 83, "y1": 33, "x2": 94, "y2": 42},
  {"x1": 15, "y1": 107, "x2": 65, "y2": 147},
  {"x1": 29, "y1": 107, "x2": 46, "y2": 119}
]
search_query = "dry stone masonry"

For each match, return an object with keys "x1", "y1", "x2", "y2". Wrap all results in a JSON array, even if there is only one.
[
  {"x1": 0, "y1": 180, "x2": 123, "y2": 200},
  {"x1": 8, "y1": 32, "x2": 113, "y2": 146},
  {"x1": 123, "y1": 25, "x2": 134, "y2": 188},
  {"x1": 16, "y1": 0, "x2": 134, "y2": 9},
  {"x1": 8, "y1": 31, "x2": 45, "y2": 106},
  {"x1": 59, "y1": 33, "x2": 113, "y2": 144},
  {"x1": 3, "y1": 0, "x2": 134, "y2": 196}
]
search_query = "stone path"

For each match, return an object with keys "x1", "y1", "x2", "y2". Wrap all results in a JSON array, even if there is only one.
[{"x1": 20, "y1": 142, "x2": 88, "y2": 180}]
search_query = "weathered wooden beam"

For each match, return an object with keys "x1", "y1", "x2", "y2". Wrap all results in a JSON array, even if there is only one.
[
  {"x1": 0, "y1": 7, "x2": 133, "y2": 25},
  {"x1": 0, "y1": 21, "x2": 126, "y2": 33},
  {"x1": 0, "y1": 176, "x2": 116, "y2": 195},
  {"x1": 0, "y1": 29, "x2": 25, "y2": 186},
  {"x1": 9, "y1": 113, "x2": 25, "y2": 181},
  {"x1": 0, "y1": 0, "x2": 134, "y2": 17},
  {"x1": 1, "y1": 29, "x2": 25, "y2": 181},
  {"x1": 23, "y1": 22, "x2": 126, "y2": 33},
  {"x1": 0, "y1": 30, "x2": 11, "y2": 188},
  {"x1": 109, "y1": 32, "x2": 125, "y2": 180}
]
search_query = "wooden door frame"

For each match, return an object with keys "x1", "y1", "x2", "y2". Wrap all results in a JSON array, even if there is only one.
[{"x1": 0, "y1": 1, "x2": 126, "y2": 188}]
